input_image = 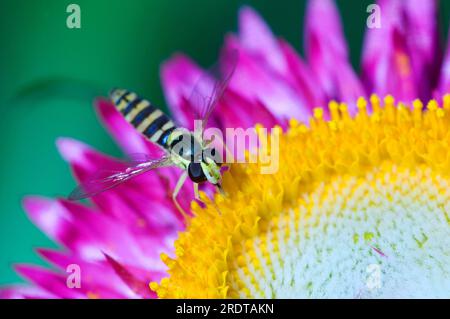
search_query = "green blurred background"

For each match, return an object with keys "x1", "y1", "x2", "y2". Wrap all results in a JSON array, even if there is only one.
[{"x1": 0, "y1": 0, "x2": 448, "y2": 285}]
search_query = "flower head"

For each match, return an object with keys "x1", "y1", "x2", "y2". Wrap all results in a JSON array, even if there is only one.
[
  {"x1": 151, "y1": 95, "x2": 450, "y2": 298},
  {"x1": 2, "y1": 0, "x2": 450, "y2": 298}
]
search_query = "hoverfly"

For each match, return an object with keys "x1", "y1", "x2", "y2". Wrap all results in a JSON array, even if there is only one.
[{"x1": 69, "y1": 55, "x2": 237, "y2": 217}]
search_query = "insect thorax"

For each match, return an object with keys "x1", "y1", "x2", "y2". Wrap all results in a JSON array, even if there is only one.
[{"x1": 166, "y1": 129, "x2": 203, "y2": 164}]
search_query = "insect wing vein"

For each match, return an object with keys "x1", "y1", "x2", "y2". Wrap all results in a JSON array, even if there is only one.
[{"x1": 68, "y1": 155, "x2": 172, "y2": 200}]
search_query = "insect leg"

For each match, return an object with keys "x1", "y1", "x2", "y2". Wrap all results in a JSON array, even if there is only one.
[
  {"x1": 172, "y1": 171, "x2": 189, "y2": 220},
  {"x1": 194, "y1": 183, "x2": 223, "y2": 216},
  {"x1": 215, "y1": 183, "x2": 224, "y2": 195},
  {"x1": 194, "y1": 183, "x2": 201, "y2": 201}
]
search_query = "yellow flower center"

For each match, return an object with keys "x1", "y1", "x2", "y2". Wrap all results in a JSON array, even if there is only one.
[{"x1": 150, "y1": 94, "x2": 450, "y2": 298}]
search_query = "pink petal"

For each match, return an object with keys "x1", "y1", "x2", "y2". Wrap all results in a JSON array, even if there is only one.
[
  {"x1": 0, "y1": 285, "x2": 55, "y2": 299},
  {"x1": 23, "y1": 196, "x2": 103, "y2": 262},
  {"x1": 57, "y1": 199, "x2": 172, "y2": 268},
  {"x1": 95, "y1": 99, "x2": 163, "y2": 157},
  {"x1": 56, "y1": 137, "x2": 121, "y2": 180},
  {"x1": 219, "y1": 91, "x2": 278, "y2": 128},
  {"x1": 37, "y1": 249, "x2": 134, "y2": 298},
  {"x1": 160, "y1": 54, "x2": 222, "y2": 130},
  {"x1": 403, "y1": 0, "x2": 440, "y2": 100},
  {"x1": 305, "y1": 0, "x2": 365, "y2": 109},
  {"x1": 305, "y1": 0, "x2": 348, "y2": 60},
  {"x1": 222, "y1": 35, "x2": 310, "y2": 124},
  {"x1": 104, "y1": 254, "x2": 156, "y2": 298},
  {"x1": 15, "y1": 265, "x2": 84, "y2": 299},
  {"x1": 362, "y1": 0, "x2": 439, "y2": 103},
  {"x1": 237, "y1": 6, "x2": 324, "y2": 116},
  {"x1": 56, "y1": 137, "x2": 187, "y2": 225},
  {"x1": 23, "y1": 196, "x2": 73, "y2": 244},
  {"x1": 437, "y1": 28, "x2": 450, "y2": 97},
  {"x1": 362, "y1": 0, "x2": 399, "y2": 97},
  {"x1": 238, "y1": 6, "x2": 287, "y2": 75},
  {"x1": 279, "y1": 39, "x2": 325, "y2": 112},
  {"x1": 23, "y1": 195, "x2": 172, "y2": 270}
]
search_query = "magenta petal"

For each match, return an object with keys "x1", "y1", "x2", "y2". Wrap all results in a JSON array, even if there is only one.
[
  {"x1": 90, "y1": 184, "x2": 185, "y2": 234},
  {"x1": 238, "y1": 7, "x2": 326, "y2": 118},
  {"x1": 161, "y1": 54, "x2": 213, "y2": 130},
  {"x1": 220, "y1": 91, "x2": 277, "y2": 128},
  {"x1": 56, "y1": 137, "x2": 121, "y2": 182},
  {"x1": 223, "y1": 35, "x2": 310, "y2": 124},
  {"x1": 361, "y1": 0, "x2": 438, "y2": 103},
  {"x1": 56, "y1": 137, "x2": 187, "y2": 227},
  {"x1": 24, "y1": 195, "x2": 172, "y2": 269},
  {"x1": 278, "y1": 39, "x2": 325, "y2": 112},
  {"x1": 95, "y1": 99, "x2": 163, "y2": 157},
  {"x1": 403, "y1": 0, "x2": 440, "y2": 100},
  {"x1": 304, "y1": 0, "x2": 365, "y2": 109},
  {"x1": 238, "y1": 6, "x2": 287, "y2": 75},
  {"x1": 56, "y1": 137, "x2": 145, "y2": 221},
  {"x1": 23, "y1": 197, "x2": 102, "y2": 261},
  {"x1": 237, "y1": 7, "x2": 324, "y2": 115},
  {"x1": 104, "y1": 254, "x2": 156, "y2": 299},
  {"x1": 37, "y1": 249, "x2": 134, "y2": 298},
  {"x1": 361, "y1": 0, "x2": 399, "y2": 99},
  {"x1": 0, "y1": 285, "x2": 55, "y2": 299},
  {"x1": 15, "y1": 265, "x2": 84, "y2": 299},
  {"x1": 23, "y1": 196, "x2": 72, "y2": 244},
  {"x1": 57, "y1": 199, "x2": 171, "y2": 268},
  {"x1": 15, "y1": 263, "x2": 125, "y2": 299},
  {"x1": 389, "y1": 27, "x2": 417, "y2": 102},
  {"x1": 305, "y1": 0, "x2": 348, "y2": 61},
  {"x1": 437, "y1": 29, "x2": 450, "y2": 97}
]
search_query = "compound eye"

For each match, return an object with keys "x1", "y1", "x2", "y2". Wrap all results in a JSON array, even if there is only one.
[{"x1": 188, "y1": 162, "x2": 207, "y2": 183}]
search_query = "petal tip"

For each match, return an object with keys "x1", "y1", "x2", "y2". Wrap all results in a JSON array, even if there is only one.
[
  {"x1": 22, "y1": 196, "x2": 52, "y2": 216},
  {"x1": 56, "y1": 137, "x2": 90, "y2": 164}
]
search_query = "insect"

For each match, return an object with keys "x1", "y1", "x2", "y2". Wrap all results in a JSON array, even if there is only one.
[{"x1": 69, "y1": 56, "x2": 236, "y2": 217}]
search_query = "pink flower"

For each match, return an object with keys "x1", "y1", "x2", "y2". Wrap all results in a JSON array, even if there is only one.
[{"x1": 2, "y1": 0, "x2": 450, "y2": 298}]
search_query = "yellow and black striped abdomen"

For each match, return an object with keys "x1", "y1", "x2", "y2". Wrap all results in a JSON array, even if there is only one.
[{"x1": 110, "y1": 89, "x2": 176, "y2": 149}]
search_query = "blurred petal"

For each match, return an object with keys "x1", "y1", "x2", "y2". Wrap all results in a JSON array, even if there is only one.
[
  {"x1": 37, "y1": 248, "x2": 131, "y2": 298},
  {"x1": 362, "y1": 0, "x2": 439, "y2": 103},
  {"x1": 160, "y1": 54, "x2": 198, "y2": 128},
  {"x1": 22, "y1": 197, "x2": 106, "y2": 262},
  {"x1": 223, "y1": 35, "x2": 310, "y2": 124},
  {"x1": 56, "y1": 137, "x2": 118, "y2": 181},
  {"x1": 279, "y1": 39, "x2": 325, "y2": 111},
  {"x1": 305, "y1": 0, "x2": 348, "y2": 59},
  {"x1": 237, "y1": 7, "x2": 327, "y2": 116},
  {"x1": 437, "y1": 29, "x2": 450, "y2": 96},
  {"x1": 0, "y1": 285, "x2": 55, "y2": 299},
  {"x1": 23, "y1": 196, "x2": 74, "y2": 245},
  {"x1": 305, "y1": 0, "x2": 365, "y2": 109},
  {"x1": 403, "y1": 0, "x2": 440, "y2": 99},
  {"x1": 362, "y1": 0, "x2": 399, "y2": 98},
  {"x1": 15, "y1": 265, "x2": 83, "y2": 299},
  {"x1": 95, "y1": 99, "x2": 163, "y2": 157},
  {"x1": 161, "y1": 54, "x2": 222, "y2": 130},
  {"x1": 220, "y1": 91, "x2": 277, "y2": 128},
  {"x1": 104, "y1": 254, "x2": 156, "y2": 298},
  {"x1": 58, "y1": 199, "x2": 170, "y2": 267},
  {"x1": 238, "y1": 6, "x2": 287, "y2": 75},
  {"x1": 24, "y1": 195, "x2": 172, "y2": 272},
  {"x1": 56, "y1": 137, "x2": 186, "y2": 226}
]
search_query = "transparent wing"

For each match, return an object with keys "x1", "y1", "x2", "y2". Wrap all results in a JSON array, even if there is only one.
[
  {"x1": 68, "y1": 154, "x2": 172, "y2": 200},
  {"x1": 189, "y1": 50, "x2": 238, "y2": 130}
]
